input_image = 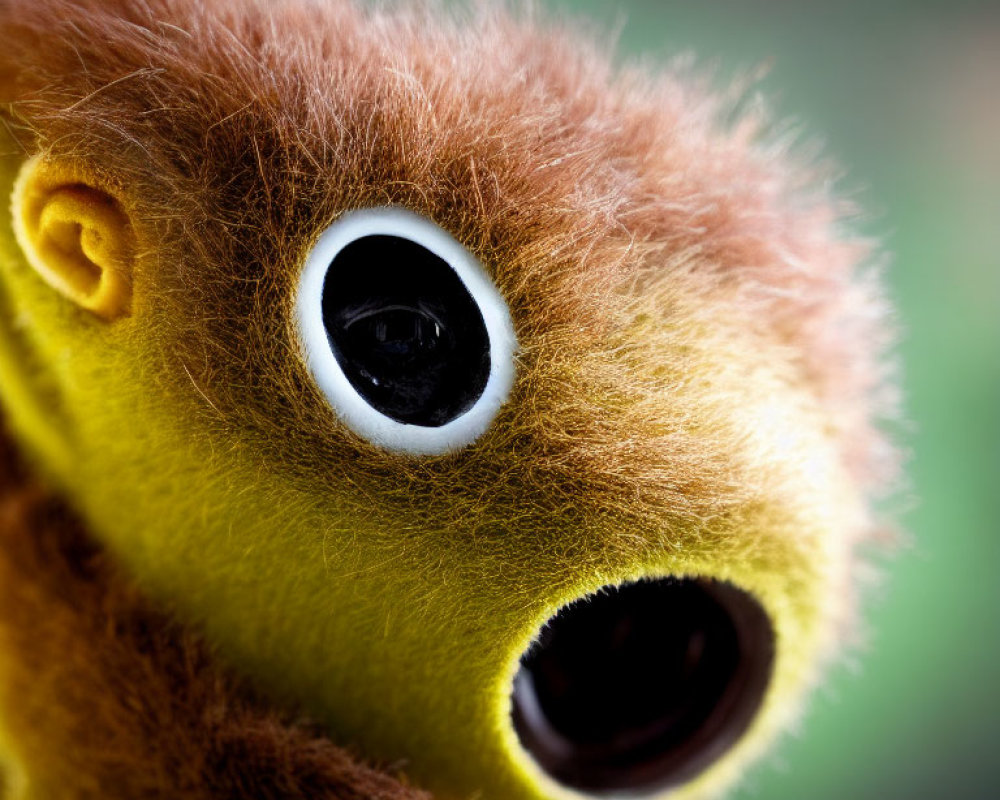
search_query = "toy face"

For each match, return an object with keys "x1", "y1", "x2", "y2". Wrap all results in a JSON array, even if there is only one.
[{"x1": 0, "y1": 2, "x2": 891, "y2": 799}]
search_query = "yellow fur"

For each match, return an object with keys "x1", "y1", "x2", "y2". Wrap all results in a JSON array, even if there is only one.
[
  {"x1": 0, "y1": 2, "x2": 896, "y2": 798},
  {"x1": 12, "y1": 156, "x2": 135, "y2": 320}
]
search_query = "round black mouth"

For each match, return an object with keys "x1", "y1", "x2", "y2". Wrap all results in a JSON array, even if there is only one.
[{"x1": 511, "y1": 577, "x2": 775, "y2": 796}]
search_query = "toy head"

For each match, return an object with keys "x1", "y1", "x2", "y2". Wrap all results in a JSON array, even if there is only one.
[{"x1": 0, "y1": 1, "x2": 895, "y2": 798}]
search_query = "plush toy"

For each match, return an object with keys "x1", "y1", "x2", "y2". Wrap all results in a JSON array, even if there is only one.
[{"x1": 0, "y1": 1, "x2": 897, "y2": 799}]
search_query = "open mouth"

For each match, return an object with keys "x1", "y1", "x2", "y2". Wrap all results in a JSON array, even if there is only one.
[{"x1": 510, "y1": 577, "x2": 775, "y2": 796}]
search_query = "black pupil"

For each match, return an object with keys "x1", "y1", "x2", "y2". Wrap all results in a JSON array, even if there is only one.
[{"x1": 322, "y1": 234, "x2": 491, "y2": 427}]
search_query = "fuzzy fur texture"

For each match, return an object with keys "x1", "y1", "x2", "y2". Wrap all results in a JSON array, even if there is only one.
[
  {"x1": 0, "y1": 0, "x2": 895, "y2": 497},
  {"x1": 0, "y1": 1, "x2": 898, "y2": 799},
  {"x1": 0, "y1": 422, "x2": 429, "y2": 800}
]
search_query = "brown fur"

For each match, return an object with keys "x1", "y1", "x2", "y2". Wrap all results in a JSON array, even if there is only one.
[
  {"x1": 0, "y1": 420, "x2": 430, "y2": 799},
  {"x1": 0, "y1": 1, "x2": 900, "y2": 796},
  {"x1": 0, "y1": 0, "x2": 897, "y2": 536}
]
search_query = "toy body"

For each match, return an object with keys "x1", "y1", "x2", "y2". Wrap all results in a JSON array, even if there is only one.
[{"x1": 0, "y1": 1, "x2": 896, "y2": 799}]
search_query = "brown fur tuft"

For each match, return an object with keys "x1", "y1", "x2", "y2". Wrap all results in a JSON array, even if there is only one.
[{"x1": 0, "y1": 0, "x2": 898, "y2": 520}]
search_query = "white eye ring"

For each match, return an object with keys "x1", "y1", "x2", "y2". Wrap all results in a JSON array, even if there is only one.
[{"x1": 295, "y1": 207, "x2": 517, "y2": 456}]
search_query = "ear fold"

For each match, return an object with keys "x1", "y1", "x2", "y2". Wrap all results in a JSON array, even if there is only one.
[
  {"x1": 11, "y1": 156, "x2": 136, "y2": 320},
  {"x1": 0, "y1": 3, "x2": 140, "y2": 322}
]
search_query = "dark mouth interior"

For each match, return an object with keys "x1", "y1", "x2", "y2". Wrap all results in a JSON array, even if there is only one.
[{"x1": 511, "y1": 577, "x2": 775, "y2": 795}]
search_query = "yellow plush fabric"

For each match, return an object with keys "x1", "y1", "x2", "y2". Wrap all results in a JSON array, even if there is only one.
[
  {"x1": 0, "y1": 419, "x2": 431, "y2": 800},
  {"x1": 11, "y1": 157, "x2": 135, "y2": 320},
  {"x1": 0, "y1": 1, "x2": 898, "y2": 799}
]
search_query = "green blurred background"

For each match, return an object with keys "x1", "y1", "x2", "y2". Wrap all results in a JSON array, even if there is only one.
[{"x1": 542, "y1": 1, "x2": 998, "y2": 798}]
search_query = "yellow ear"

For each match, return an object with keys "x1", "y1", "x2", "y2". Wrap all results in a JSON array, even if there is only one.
[{"x1": 12, "y1": 156, "x2": 135, "y2": 321}]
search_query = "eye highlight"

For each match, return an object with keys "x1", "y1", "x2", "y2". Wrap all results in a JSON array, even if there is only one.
[{"x1": 296, "y1": 208, "x2": 517, "y2": 455}]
